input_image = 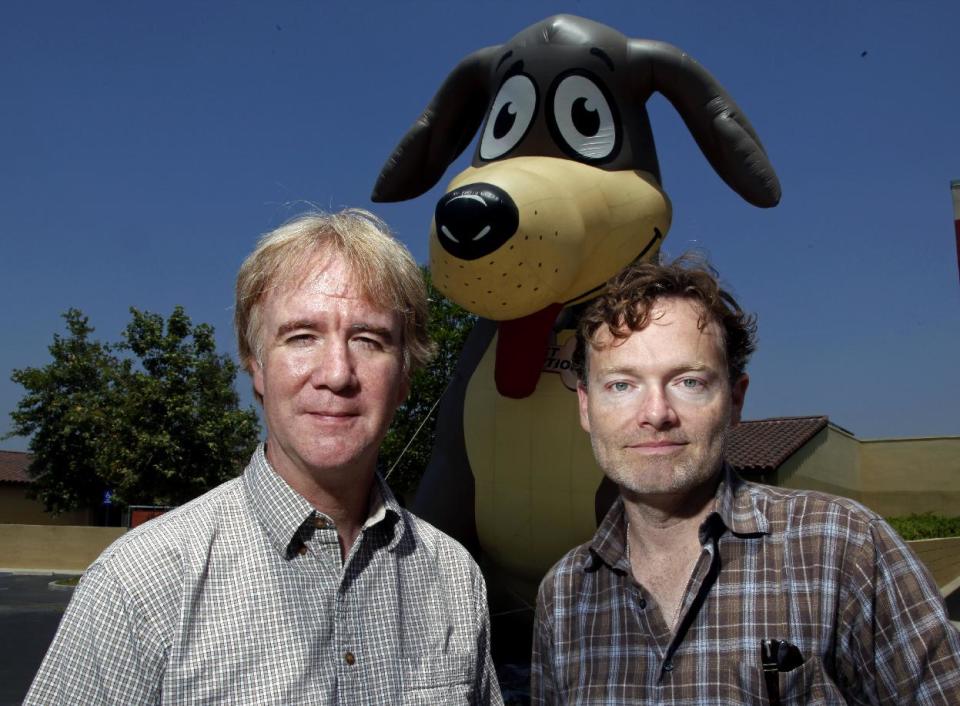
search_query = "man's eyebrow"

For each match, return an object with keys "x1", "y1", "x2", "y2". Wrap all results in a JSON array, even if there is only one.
[
  {"x1": 275, "y1": 320, "x2": 317, "y2": 338},
  {"x1": 595, "y1": 362, "x2": 714, "y2": 377},
  {"x1": 674, "y1": 362, "x2": 711, "y2": 372},
  {"x1": 589, "y1": 47, "x2": 615, "y2": 72},
  {"x1": 350, "y1": 322, "x2": 396, "y2": 343}
]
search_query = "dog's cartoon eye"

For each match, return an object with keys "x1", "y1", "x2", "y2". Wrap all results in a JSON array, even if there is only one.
[
  {"x1": 551, "y1": 74, "x2": 617, "y2": 161},
  {"x1": 480, "y1": 74, "x2": 537, "y2": 160}
]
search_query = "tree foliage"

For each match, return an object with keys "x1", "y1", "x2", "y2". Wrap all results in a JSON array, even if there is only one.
[
  {"x1": 8, "y1": 307, "x2": 260, "y2": 514},
  {"x1": 9, "y1": 310, "x2": 117, "y2": 514},
  {"x1": 381, "y1": 268, "x2": 476, "y2": 496}
]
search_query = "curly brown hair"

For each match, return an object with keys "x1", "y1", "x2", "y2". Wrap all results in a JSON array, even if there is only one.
[{"x1": 573, "y1": 254, "x2": 756, "y2": 383}]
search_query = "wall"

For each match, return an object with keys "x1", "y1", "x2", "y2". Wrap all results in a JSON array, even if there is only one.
[
  {"x1": 0, "y1": 486, "x2": 92, "y2": 525},
  {"x1": 860, "y1": 437, "x2": 960, "y2": 517},
  {"x1": 907, "y1": 537, "x2": 960, "y2": 594},
  {"x1": 0, "y1": 524, "x2": 126, "y2": 572},
  {"x1": 777, "y1": 427, "x2": 863, "y2": 501},
  {"x1": 776, "y1": 430, "x2": 960, "y2": 518}
]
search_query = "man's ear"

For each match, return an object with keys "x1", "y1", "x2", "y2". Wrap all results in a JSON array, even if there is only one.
[
  {"x1": 250, "y1": 357, "x2": 265, "y2": 399},
  {"x1": 730, "y1": 373, "x2": 749, "y2": 424},
  {"x1": 577, "y1": 381, "x2": 592, "y2": 434}
]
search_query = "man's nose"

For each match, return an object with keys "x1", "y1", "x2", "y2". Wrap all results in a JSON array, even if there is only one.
[
  {"x1": 310, "y1": 340, "x2": 355, "y2": 392},
  {"x1": 637, "y1": 388, "x2": 678, "y2": 429}
]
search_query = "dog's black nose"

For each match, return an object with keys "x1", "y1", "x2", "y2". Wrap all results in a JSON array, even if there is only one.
[{"x1": 434, "y1": 183, "x2": 519, "y2": 260}]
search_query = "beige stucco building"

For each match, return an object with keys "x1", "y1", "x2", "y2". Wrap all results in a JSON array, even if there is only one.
[
  {"x1": 727, "y1": 417, "x2": 960, "y2": 518},
  {"x1": 0, "y1": 450, "x2": 92, "y2": 526}
]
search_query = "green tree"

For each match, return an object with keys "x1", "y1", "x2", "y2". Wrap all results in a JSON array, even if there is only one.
[
  {"x1": 7, "y1": 306, "x2": 261, "y2": 514},
  {"x1": 8, "y1": 309, "x2": 118, "y2": 514},
  {"x1": 381, "y1": 268, "x2": 476, "y2": 496},
  {"x1": 101, "y1": 306, "x2": 261, "y2": 506}
]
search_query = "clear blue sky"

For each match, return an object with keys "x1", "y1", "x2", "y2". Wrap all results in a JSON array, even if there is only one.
[{"x1": 2, "y1": 1, "x2": 958, "y2": 452}]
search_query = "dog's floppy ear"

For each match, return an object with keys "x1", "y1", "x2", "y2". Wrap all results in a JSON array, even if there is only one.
[
  {"x1": 628, "y1": 40, "x2": 781, "y2": 208},
  {"x1": 372, "y1": 46, "x2": 500, "y2": 203}
]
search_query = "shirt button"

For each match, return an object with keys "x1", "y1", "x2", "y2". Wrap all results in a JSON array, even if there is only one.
[
  {"x1": 314, "y1": 516, "x2": 329, "y2": 529},
  {"x1": 663, "y1": 661, "x2": 674, "y2": 673},
  {"x1": 344, "y1": 651, "x2": 356, "y2": 666},
  {"x1": 638, "y1": 598, "x2": 647, "y2": 609},
  {"x1": 298, "y1": 545, "x2": 308, "y2": 556}
]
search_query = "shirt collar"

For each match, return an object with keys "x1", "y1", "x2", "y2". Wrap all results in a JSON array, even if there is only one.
[
  {"x1": 713, "y1": 463, "x2": 770, "y2": 537},
  {"x1": 243, "y1": 443, "x2": 405, "y2": 559},
  {"x1": 588, "y1": 496, "x2": 630, "y2": 574},
  {"x1": 370, "y1": 472, "x2": 408, "y2": 551},
  {"x1": 585, "y1": 464, "x2": 768, "y2": 573}
]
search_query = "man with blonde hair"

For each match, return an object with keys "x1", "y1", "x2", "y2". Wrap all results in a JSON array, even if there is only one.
[{"x1": 28, "y1": 209, "x2": 503, "y2": 705}]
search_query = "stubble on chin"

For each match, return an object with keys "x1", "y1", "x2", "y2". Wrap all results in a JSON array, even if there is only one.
[{"x1": 600, "y1": 439, "x2": 726, "y2": 499}]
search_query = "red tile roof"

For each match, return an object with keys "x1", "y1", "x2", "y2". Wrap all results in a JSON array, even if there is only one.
[
  {"x1": 726, "y1": 416, "x2": 829, "y2": 475},
  {"x1": 0, "y1": 450, "x2": 32, "y2": 484}
]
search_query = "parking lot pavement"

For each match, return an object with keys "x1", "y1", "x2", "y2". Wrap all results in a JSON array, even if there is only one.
[{"x1": 0, "y1": 573, "x2": 73, "y2": 706}]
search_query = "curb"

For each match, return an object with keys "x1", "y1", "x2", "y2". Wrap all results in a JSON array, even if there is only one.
[
  {"x1": 0, "y1": 568, "x2": 81, "y2": 576},
  {"x1": 47, "y1": 579, "x2": 78, "y2": 592}
]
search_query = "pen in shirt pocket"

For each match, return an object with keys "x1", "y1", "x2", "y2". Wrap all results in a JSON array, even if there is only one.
[{"x1": 760, "y1": 639, "x2": 804, "y2": 706}]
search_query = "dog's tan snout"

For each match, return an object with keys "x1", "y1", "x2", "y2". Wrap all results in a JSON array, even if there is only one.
[{"x1": 434, "y1": 183, "x2": 519, "y2": 261}]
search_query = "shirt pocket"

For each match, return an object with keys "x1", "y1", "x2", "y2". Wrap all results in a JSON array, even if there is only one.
[
  {"x1": 727, "y1": 656, "x2": 846, "y2": 705},
  {"x1": 400, "y1": 652, "x2": 475, "y2": 706}
]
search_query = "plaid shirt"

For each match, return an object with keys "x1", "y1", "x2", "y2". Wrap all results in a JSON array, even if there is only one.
[
  {"x1": 532, "y1": 465, "x2": 960, "y2": 705},
  {"x1": 27, "y1": 444, "x2": 503, "y2": 705}
]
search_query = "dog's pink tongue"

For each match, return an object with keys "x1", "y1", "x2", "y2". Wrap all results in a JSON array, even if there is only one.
[{"x1": 494, "y1": 303, "x2": 564, "y2": 399}]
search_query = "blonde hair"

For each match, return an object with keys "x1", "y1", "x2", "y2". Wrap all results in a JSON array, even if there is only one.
[{"x1": 235, "y1": 209, "x2": 435, "y2": 400}]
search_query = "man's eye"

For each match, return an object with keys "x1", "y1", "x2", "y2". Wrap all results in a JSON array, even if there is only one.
[
  {"x1": 678, "y1": 378, "x2": 705, "y2": 390},
  {"x1": 287, "y1": 334, "x2": 313, "y2": 346},
  {"x1": 353, "y1": 336, "x2": 384, "y2": 351},
  {"x1": 610, "y1": 381, "x2": 630, "y2": 393}
]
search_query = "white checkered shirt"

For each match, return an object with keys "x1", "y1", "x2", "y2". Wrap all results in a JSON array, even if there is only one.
[{"x1": 26, "y1": 444, "x2": 503, "y2": 705}]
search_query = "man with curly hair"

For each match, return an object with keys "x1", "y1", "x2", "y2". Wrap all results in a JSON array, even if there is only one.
[{"x1": 532, "y1": 255, "x2": 960, "y2": 704}]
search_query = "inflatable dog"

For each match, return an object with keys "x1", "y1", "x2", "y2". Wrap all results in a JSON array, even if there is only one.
[{"x1": 373, "y1": 15, "x2": 780, "y2": 602}]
